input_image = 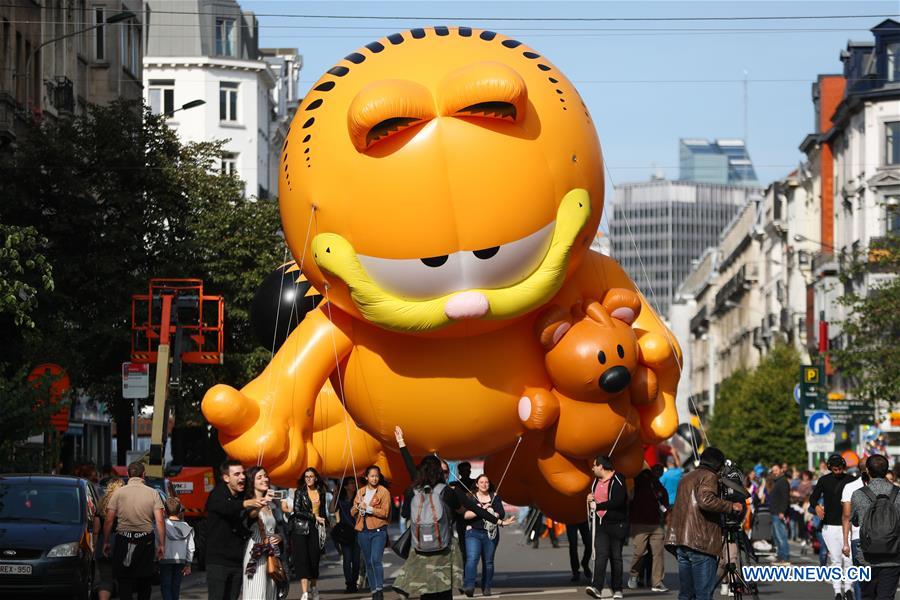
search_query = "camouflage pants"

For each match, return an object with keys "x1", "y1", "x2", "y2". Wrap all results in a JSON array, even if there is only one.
[{"x1": 392, "y1": 539, "x2": 463, "y2": 597}]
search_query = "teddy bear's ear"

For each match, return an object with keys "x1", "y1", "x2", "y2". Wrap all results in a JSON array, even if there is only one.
[
  {"x1": 583, "y1": 300, "x2": 615, "y2": 327},
  {"x1": 602, "y1": 288, "x2": 642, "y2": 325},
  {"x1": 535, "y1": 305, "x2": 573, "y2": 351}
]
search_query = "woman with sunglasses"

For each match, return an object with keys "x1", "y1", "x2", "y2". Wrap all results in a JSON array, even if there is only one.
[{"x1": 291, "y1": 468, "x2": 327, "y2": 600}]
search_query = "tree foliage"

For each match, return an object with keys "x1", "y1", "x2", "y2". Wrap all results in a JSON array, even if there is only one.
[
  {"x1": 0, "y1": 100, "x2": 284, "y2": 464},
  {"x1": 0, "y1": 224, "x2": 62, "y2": 458},
  {"x1": 709, "y1": 343, "x2": 806, "y2": 468},
  {"x1": 831, "y1": 232, "x2": 900, "y2": 406}
]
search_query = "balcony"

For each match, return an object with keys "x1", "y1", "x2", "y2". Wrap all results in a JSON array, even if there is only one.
[
  {"x1": 690, "y1": 305, "x2": 709, "y2": 336},
  {"x1": 49, "y1": 76, "x2": 75, "y2": 114},
  {"x1": 812, "y1": 251, "x2": 837, "y2": 276},
  {"x1": 712, "y1": 263, "x2": 757, "y2": 315}
]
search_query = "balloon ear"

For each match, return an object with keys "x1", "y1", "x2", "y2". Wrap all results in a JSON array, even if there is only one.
[
  {"x1": 535, "y1": 305, "x2": 573, "y2": 351},
  {"x1": 602, "y1": 288, "x2": 642, "y2": 325},
  {"x1": 583, "y1": 300, "x2": 615, "y2": 328}
]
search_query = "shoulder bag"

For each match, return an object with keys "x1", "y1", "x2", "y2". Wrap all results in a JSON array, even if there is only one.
[{"x1": 259, "y1": 519, "x2": 287, "y2": 584}]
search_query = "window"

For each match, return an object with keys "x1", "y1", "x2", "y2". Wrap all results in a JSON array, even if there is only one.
[
  {"x1": 888, "y1": 198, "x2": 900, "y2": 234},
  {"x1": 888, "y1": 42, "x2": 900, "y2": 83},
  {"x1": 215, "y1": 18, "x2": 236, "y2": 57},
  {"x1": 221, "y1": 152, "x2": 238, "y2": 176},
  {"x1": 1, "y1": 19, "x2": 9, "y2": 84},
  {"x1": 887, "y1": 122, "x2": 900, "y2": 166},
  {"x1": 93, "y1": 7, "x2": 105, "y2": 60},
  {"x1": 219, "y1": 82, "x2": 238, "y2": 122},
  {"x1": 148, "y1": 80, "x2": 175, "y2": 116},
  {"x1": 120, "y1": 21, "x2": 139, "y2": 75}
]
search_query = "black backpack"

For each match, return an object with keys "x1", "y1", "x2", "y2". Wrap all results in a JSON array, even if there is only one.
[{"x1": 860, "y1": 486, "x2": 900, "y2": 555}]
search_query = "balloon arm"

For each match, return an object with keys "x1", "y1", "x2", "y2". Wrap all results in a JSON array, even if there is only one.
[{"x1": 202, "y1": 306, "x2": 354, "y2": 477}]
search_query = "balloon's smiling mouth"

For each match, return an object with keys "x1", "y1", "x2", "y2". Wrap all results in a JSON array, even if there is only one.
[{"x1": 312, "y1": 188, "x2": 591, "y2": 332}]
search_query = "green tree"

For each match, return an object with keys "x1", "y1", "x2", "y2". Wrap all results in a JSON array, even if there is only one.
[
  {"x1": 0, "y1": 100, "x2": 284, "y2": 466},
  {"x1": 831, "y1": 232, "x2": 900, "y2": 407},
  {"x1": 0, "y1": 224, "x2": 64, "y2": 468},
  {"x1": 709, "y1": 343, "x2": 806, "y2": 468}
]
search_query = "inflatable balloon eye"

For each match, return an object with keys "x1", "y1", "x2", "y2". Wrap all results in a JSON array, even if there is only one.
[
  {"x1": 250, "y1": 263, "x2": 321, "y2": 351},
  {"x1": 203, "y1": 27, "x2": 683, "y2": 520}
]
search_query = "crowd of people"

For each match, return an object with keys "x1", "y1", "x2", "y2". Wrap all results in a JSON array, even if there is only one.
[{"x1": 80, "y1": 440, "x2": 900, "y2": 600}]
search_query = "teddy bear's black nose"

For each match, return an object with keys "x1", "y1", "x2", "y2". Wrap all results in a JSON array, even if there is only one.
[{"x1": 599, "y1": 366, "x2": 631, "y2": 394}]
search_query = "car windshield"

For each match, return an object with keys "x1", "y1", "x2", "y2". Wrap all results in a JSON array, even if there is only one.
[{"x1": 0, "y1": 481, "x2": 82, "y2": 524}]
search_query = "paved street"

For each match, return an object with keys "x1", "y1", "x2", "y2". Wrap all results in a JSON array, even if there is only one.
[{"x1": 153, "y1": 525, "x2": 844, "y2": 600}]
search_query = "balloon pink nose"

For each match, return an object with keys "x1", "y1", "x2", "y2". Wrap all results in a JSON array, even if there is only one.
[{"x1": 444, "y1": 291, "x2": 490, "y2": 320}]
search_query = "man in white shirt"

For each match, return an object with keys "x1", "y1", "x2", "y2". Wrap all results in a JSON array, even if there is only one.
[{"x1": 842, "y1": 468, "x2": 866, "y2": 600}]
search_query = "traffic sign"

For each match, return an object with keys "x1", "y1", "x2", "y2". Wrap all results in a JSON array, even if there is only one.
[
  {"x1": 122, "y1": 362, "x2": 150, "y2": 399},
  {"x1": 808, "y1": 411, "x2": 834, "y2": 435},
  {"x1": 799, "y1": 364, "x2": 825, "y2": 422},
  {"x1": 806, "y1": 432, "x2": 835, "y2": 453},
  {"x1": 793, "y1": 384, "x2": 801, "y2": 405}
]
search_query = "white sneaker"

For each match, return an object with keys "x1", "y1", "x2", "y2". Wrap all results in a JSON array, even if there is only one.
[
  {"x1": 651, "y1": 584, "x2": 669, "y2": 593},
  {"x1": 720, "y1": 583, "x2": 733, "y2": 597},
  {"x1": 627, "y1": 576, "x2": 638, "y2": 590},
  {"x1": 613, "y1": 592, "x2": 624, "y2": 599},
  {"x1": 312, "y1": 588, "x2": 320, "y2": 600},
  {"x1": 301, "y1": 594, "x2": 309, "y2": 600}
]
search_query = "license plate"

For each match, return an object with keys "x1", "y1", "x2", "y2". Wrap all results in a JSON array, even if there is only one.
[{"x1": 0, "y1": 564, "x2": 32, "y2": 575}]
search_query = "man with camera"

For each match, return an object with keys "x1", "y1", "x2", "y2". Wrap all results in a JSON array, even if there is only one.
[{"x1": 665, "y1": 447, "x2": 744, "y2": 600}]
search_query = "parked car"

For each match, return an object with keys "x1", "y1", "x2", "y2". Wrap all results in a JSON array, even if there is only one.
[{"x1": 0, "y1": 474, "x2": 98, "y2": 599}]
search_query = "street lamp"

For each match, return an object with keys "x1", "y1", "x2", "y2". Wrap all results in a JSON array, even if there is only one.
[
  {"x1": 793, "y1": 233, "x2": 835, "y2": 250},
  {"x1": 164, "y1": 99, "x2": 206, "y2": 117},
  {"x1": 21, "y1": 11, "x2": 136, "y2": 113}
]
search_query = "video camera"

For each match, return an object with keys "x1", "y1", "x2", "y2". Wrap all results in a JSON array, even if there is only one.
[{"x1": 719, "y1": 459, "x2": 749, "y2": 530}]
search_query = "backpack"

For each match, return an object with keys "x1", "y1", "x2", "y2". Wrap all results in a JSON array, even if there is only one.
[
  {"x1": 410, "y1": 483, "x2": 451, "y2": 553},
  {"x1": 860, "y1": 486, "x2": 900, "y2": 555}
]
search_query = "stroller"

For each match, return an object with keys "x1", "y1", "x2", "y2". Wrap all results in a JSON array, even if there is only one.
[{"x1": 749, "y1": 505, "x2": 776, "y2": 562}]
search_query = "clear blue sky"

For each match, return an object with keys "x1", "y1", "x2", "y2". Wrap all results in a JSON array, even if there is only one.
[{"x1": 242, "y1": 0, "x2": 897, "y2": 187}]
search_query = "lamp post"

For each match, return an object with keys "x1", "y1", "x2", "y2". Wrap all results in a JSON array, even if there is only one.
[
  {"x1": 164, "y1": 99, "x2": 206, "y2": 117},
  {"x1": 21, "y1": 11, "x2": 135, "y2": 114},
  {"x1": 793, "y1": 233, "x2": 835, "y2": 251}
]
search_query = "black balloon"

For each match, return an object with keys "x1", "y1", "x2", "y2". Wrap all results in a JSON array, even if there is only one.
[
  {"x1": 676, "y1": 422, "x2": 702, "y2": 447},
  {"x1": 250, "y1": 264, "x2": 322, "y2": 351}
]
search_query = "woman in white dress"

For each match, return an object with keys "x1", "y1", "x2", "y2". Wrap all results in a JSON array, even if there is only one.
[{"x1": 242, "y1": 466, "x2": 288, "y2": 600}]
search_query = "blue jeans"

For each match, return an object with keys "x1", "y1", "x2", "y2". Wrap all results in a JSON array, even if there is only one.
[
  {"x1": 464, "y1": 529, "x2": 498, "y2": 591},
  {"x1": 771, "y1": 516, "x2": 790, "y2": 561},
  {"x1": 851, "y1": 538, "x2": 863, "y2": 600},
  {"x1": 358, "y1": 527, "x2": 387, "y2": 592},
  {"x1": 159, "y1": 563, "x2": 184, "y2": 600},
  {"x1": 675, "y1": 546, "x2": 718, "y2": 600}
]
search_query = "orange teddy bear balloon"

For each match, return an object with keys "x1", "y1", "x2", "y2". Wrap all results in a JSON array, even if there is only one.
[{"x1": 202, "y1": 27, "x2": 681, "y2": 522}]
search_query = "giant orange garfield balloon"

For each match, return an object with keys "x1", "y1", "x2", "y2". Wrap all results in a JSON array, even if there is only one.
[{"x1": 203, "y1": 27, "x2": 680, "y2": 521}]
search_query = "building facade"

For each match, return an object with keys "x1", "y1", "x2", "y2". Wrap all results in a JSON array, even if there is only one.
[
  {"x1": 0, "y1": 0, "x2": 144, "y2": 148},
  {"x1": 679, "y1": 138, "x2": 759, "y2": 186},
  {"x1": 610, "y1": 180, "x2": 759, "y2": 317},
  {"x1": 677, "y1": 19, "x2": 900, "y2": 424},
  {"x1": 143, "y1": 0, "x2": 300, "y2": 199}
]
